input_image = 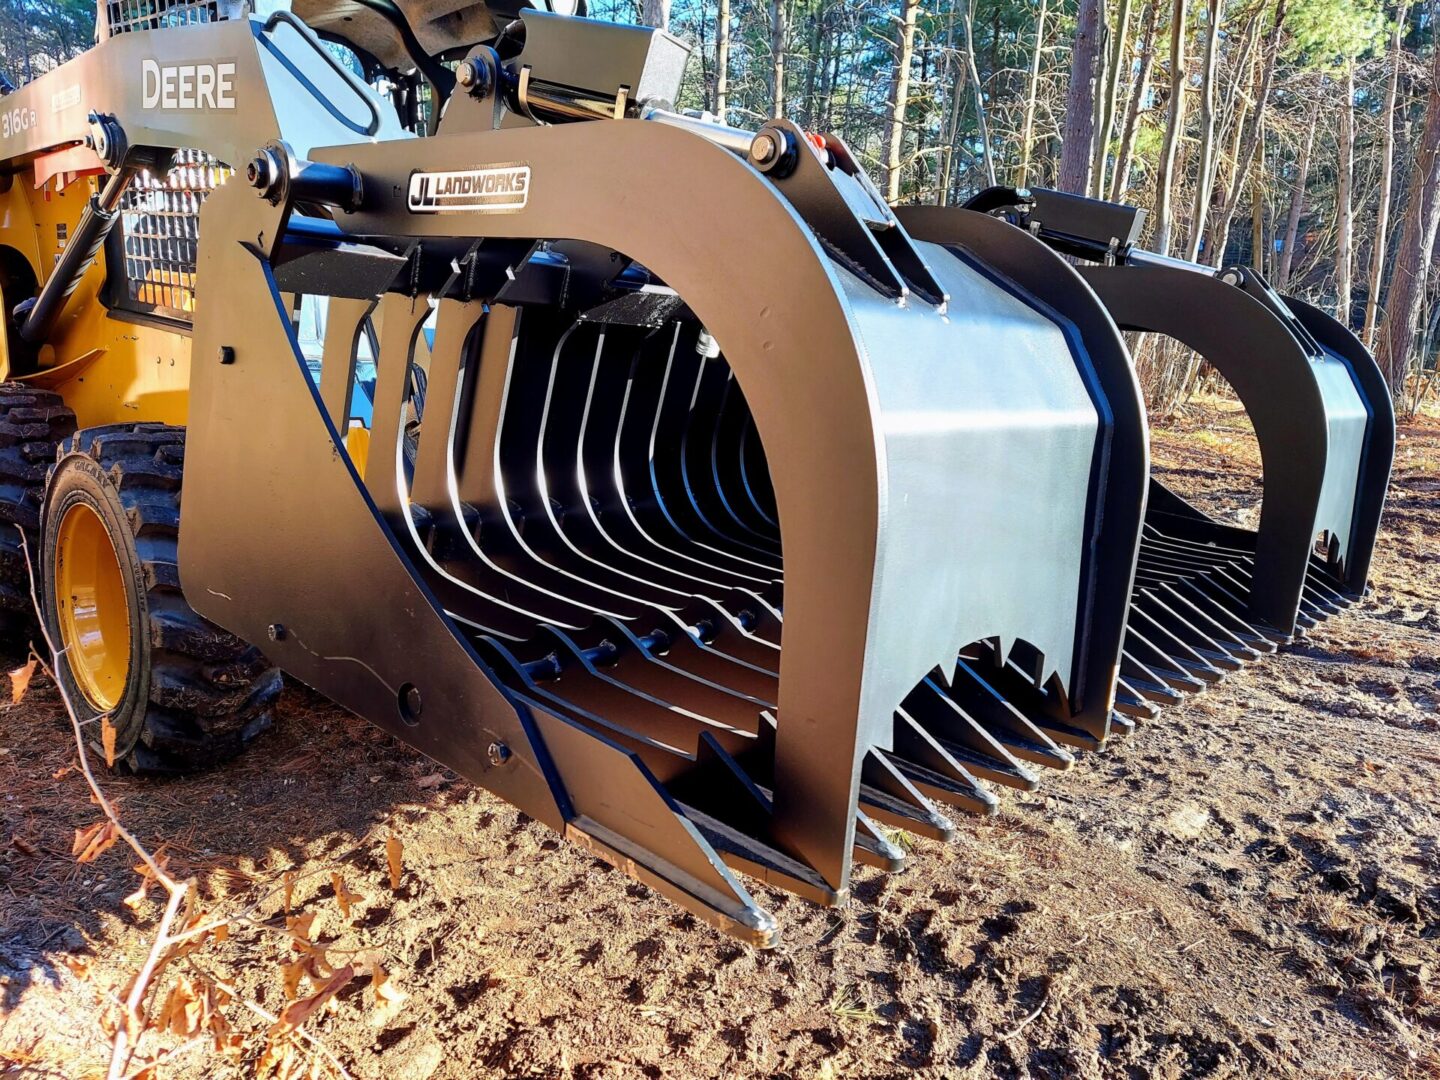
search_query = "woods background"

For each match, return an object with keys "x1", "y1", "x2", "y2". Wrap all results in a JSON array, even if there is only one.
[{"x1": 1, "y1": 0, "x2": 1438, "y2": 415}]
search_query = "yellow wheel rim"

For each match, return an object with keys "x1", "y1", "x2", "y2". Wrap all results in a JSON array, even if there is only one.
[{"x1": 55, "y1": 502, "x2": 132, "y2": 712}]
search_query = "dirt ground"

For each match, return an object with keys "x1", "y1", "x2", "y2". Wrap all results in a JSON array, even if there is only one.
[{"x1": 1, "y1": 394, "x2": 1438, "y2": 1080}]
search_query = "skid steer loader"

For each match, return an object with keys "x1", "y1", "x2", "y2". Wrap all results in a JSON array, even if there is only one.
[{"x1": 0, "y1": 0, "x2": 1390, "y2": 944}]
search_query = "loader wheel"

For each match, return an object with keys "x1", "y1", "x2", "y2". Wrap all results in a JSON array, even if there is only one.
[
  {"x1": 0, "y1": 384, "x2": 78, "y2": 632},
  {"x1": 41, "y1": 424, "x2": 282, "y2": 772}
]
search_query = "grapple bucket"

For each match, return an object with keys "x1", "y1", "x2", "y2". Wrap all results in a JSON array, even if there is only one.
[
  {"x1": 177, "y1": 74, "x2": 1149, "y2": 943},
  {"x1": 934, "y1": 187, "x2": 1396, "y2": 724}
]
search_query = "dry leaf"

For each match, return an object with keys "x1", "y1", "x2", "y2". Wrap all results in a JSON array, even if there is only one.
[
  {"x1": 257, "y1": 1038, "x2": 298, "y2": 1080},
  {"x1": 156, "y1": 977, "x2": 205, "y2": 1038},
  {"x1": 283, "y1": 870, "x2": 296, "y2": 913},
  {"x1": 286, "y1": 911, "x2": 318, "y2": 947},
  {"x1": 60, "y1": 954, "x2": 91, "y2": 979},
  {"x1": 101, "y1": 714, "x2": 117, "y2": 768},
  {"x1": 8, "y1": 658, "x2": 36, "y2": 703},
  {"x1": 332, "y1": 872, "x2": 364, "y2": 918},
  {"x1": 71, "y1": 820, "x2": 119, "y2": 864},
  {"x1": 123, "y1": 853, "x2": 169, "y2": 910},
  {"x1": 10, "y1": 835, "x2": 36, "y2": 857},
  {"x1": 281, "y1": 960, "x2": 306, "y2": 1002},
  {"x1": 209, "y1": 1007, "x2": 243, "y2": 1057},
  {"x1": 365, "y1": 955, "x2": 408, "y2": 1009},
  {"x1": 416, "y1": 772, "x2": 447, "y2": 789},
  {"x1": 386, "y1": 834, "x2": 403, "y2": 890},
  {"x1": 268, "y1": 964, "x2": 355, "y2": 1037}
]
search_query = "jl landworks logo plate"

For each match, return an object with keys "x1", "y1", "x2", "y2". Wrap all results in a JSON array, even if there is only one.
[{"x1": 407, "y1": 164, "x2": 530, "y2": 214}]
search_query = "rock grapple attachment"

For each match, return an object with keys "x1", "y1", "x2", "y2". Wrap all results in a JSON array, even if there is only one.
[
  {"x1": 0, "y1": 0, "x2": 1393, "y2": 947},
  {"x1": 179, "y1": 101, "x2": 1153, "y2": 942},
  {"x1": 51, "y1": 11, "x2": 1381, "y2": 944}
]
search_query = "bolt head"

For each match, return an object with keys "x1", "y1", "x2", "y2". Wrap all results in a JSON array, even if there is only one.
[
  {"x1": 457, "y1": 59, "x2": 478, "y2": 87},
  {"x1": 246, "y1": 156, "x2": 269, "y2": 189},
  {"x1": 267, "y1": 623, "x2": 286, "y2": 641},
  {"x1": 749, "y1": 133, "x2": 778, "y2": 167},
  {"x1": 487, "y1": 741, "x2": 512, "y2": 768}
]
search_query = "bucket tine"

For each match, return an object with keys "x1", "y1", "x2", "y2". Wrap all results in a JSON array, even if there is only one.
[
  {"x1": 1131, "y1": 591, "x2": 1247, "y2": 670},
  {"x1": 705, "y1": 373, "x2": 782, "y2": 542},
  {"x1": 317, "y1": 296, "x2": 377, "y2": 432},
  {"x1": 944, "y1": 661, "x2": 1076, "y2": 770},
  {"x1": 860, "y1": 752, "x2": 957, "y2": 841},
  {"x1": 648, "y1": 334, "x2": 783, "y2": 567},
  {"x1": 902, "y1": 678, "x2": 1040, "y2": 791},
  {"x1": 620, "y1": 329, "x2": 783, "y2": 579},
  {"x1": 364, "y1": 292, "x2": 434, "y2": 519},
  {"x1": 888, "y1": 709, "x2": 999, "y2": 816},
  {"x1": 572, "y1": 325, "x2": 771, "y2": 592},
  {"x1": 605, "y1": 335, "x2": 780, "y2": 583}
]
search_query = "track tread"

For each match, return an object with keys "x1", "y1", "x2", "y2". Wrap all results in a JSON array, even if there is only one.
[{"x1": 0, "y1": 385, "x2": 76, "y2": 626}]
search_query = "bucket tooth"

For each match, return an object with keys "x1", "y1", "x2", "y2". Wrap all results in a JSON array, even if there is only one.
[
  {"x1": 1118, "y1": 654, "x2": 1186, "y2": 705},
  {"x1": 854, "y1": 813, "x2": 908, "y2": 872},
  {"x1": 1109, "y1": 712, "x2": 1137, "y2": 737},
  {"x1": 889, "y1": 708, "x2": 998, "y2": 816},
  {"x1": 1125, "y1": 605, "x2": 1226, "y2": 683},
  {"x1": 945, "y1": 661, "x2": 1076, "y2": 770},
  {"x1": 528, "y1": 705, "x2": 779, "y2": 945},
  {"x1": 901, "y1": 677, "x2": 1040, "y2": 791},
  {"x1": 860, "y1": 751, "x2": 956, "y2": 842},
  {"x1": 1133, "y1": 591, "x2": 1245, "y2": 671},
  {"x1": 1114, "y1": 678, "x2": 1162, "y2": 720}
]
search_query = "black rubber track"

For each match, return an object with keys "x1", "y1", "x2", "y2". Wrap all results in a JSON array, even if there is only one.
[
  {"x1": 45, "y1": 423, "x2": 281, "y2": 772},
  {"x1": 0, "y1": 384, "x2": 77, "y2": 627}
]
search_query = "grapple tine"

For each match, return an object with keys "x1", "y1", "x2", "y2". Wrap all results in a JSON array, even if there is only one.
[
  {"x1": 902, "y1": 678, "x2": 1041, "y2": 791},
  {"x1": 860, "y1": 752, "x2": 957, "y2": 841},
  {"x1": 316, "y1": 296, "x2": 377, "y2": 432}
]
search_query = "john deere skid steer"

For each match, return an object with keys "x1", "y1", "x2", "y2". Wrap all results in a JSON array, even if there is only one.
[{"x1": 0, "y1": 0, "x2": 1392, "y2": 944}]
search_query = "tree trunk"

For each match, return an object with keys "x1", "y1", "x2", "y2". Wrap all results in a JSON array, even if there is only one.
[
  {"x1": 1336, "y1": 62, "x2": 1356, "y2": 324},
  {"x1": 715, "y1": 0, "x2": 730, "y2": 118},
  {"x1": 641, "y1": 0, "x2": 669, "y2": 30},
  {"x1": 1206, "y1": 0, "x2": 1287, "y2": 264},
  {"x1": 1377, "y1": 42, "x2": 1440, "y2": 394},
  {"x1": 1183, "y1": 0, "x2": 1223, "y2": 262},
  {"x1": 1251, "y1": 128, "x2": 1266, "y2": 272},
  {"x1": 1111, "y1": 2, "x2": 1157, "y2": 201},
  {"x1": 939, "y1": 12, "x2": 965, "y2": 204},
  {"x1": 1275, "y1": 101, "x2": 1316, "y2": 290},
  {"x1": 963, "y1": 4, "x2": 997, "y2": 187},
  {"x1": 1152, "y1": 0, "x2": 1190, "y2": 255},
  {"x1": 1093, "y1": 0, "x2": 1132, "y2": 198},
  {"x1": 1017, "y1": 0, "x2": 1050, "y2": 185},
  {"x1": 883, "y1": 0, "x2": 920, "y2": 202},
  {"x1": 1058, "y1": 0, "x2": 1103, "y2": 193},
  {"x1": 804, "y1": 6, "x2": 822, "y2": 125},
  {"x1": 1363, "y1": 2, "x2": 1409, "y2": 348},
  {"x1": 770, "y1": 0, "x2": 787, "y2": 118}
]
